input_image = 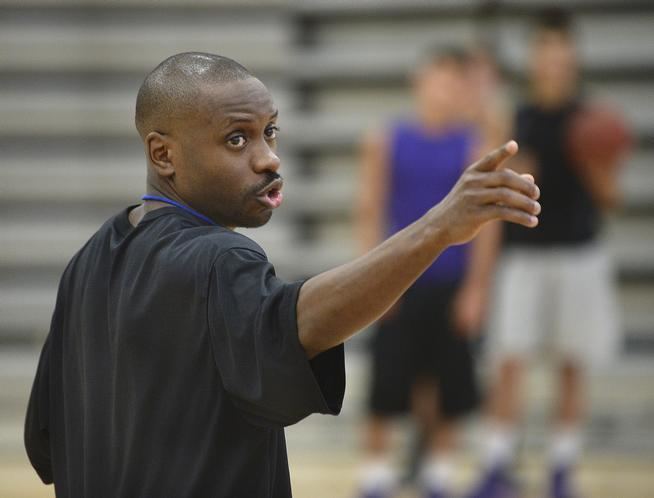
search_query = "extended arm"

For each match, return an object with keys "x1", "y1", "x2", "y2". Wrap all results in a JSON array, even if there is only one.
[{"x1": 297, "y1": 141, "x2": 541, "y2": 358}]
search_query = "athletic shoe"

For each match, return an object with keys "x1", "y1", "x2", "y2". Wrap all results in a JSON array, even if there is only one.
[
  {"x1": 423, "y1": 488, "x2": 451, "y2": 498},
  {"x1": 466, "y1": 466, "x2": 520, "y2": 498},
  {"x1": 549, "y1": 466, "x2": 579, "y2": 498},
  {"x1": 358, "y1": 489, "x2": 394, "y2": 498}
]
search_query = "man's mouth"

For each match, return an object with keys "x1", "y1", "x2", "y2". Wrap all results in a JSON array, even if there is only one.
[{"x1": 255, "y1": 178, "x2": 284, "y2": 209}]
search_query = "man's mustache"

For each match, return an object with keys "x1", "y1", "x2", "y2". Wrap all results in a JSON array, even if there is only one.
[{"x1": 249, "y1": 172, "x2": 282, "y2": 196}]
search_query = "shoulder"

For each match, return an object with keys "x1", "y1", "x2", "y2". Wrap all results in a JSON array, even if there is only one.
[
  {"x1": 53, "y1": 209, "x2": 131, "y2": 298},
  {"x1": 199, "y1": 229, "x2": 267, "y2": 262},
  {"x1": 149, "y1": 228, "x2": 270, "y2": 285},
  {"x1": 362, "y1": 117, "x2": 413, "y2": 151},
  {"x1": 64, "y1": 209, "x2": 126, "y2": 267},
  {"x1": 130, "y1": 222, "x2": 269, "y2": 274},
  {"x1": 361, "y1": 125, "x2": 391, "y2": 153}
]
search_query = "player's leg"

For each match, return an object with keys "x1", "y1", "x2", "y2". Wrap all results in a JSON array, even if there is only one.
[
  {"x1": 409, "y1": 376, "x2": 460, "y2": 498},
  {"x1": 555, "y1": 358, "x2": 585, "y2": 427},
  {"x1": 411, "y1": 377, "x2": 447, "y2": 493},
  {"x1": 422, "y1": 411, "x2": 460, "y2": 498},
  {"x1": 364, "y1": 415, "x2": 394, "y2": 454},
  {"x1": 468, "y1": 249, "x2": 545, "y2": 498},
  {"x1": 548, "y1": 358, "x2": 585, "y2": 498},
  {"x1": 359, "y1": 415, "x2": 397, "y2": 498},
  {"x1": 467, "y1": 356, "x2": 524, "y2": 498},
  {"x1": 358, "y1": 297, "x2": 418, "y2": 498},
  {"x1": 417, "y1": 285, "x2": 480, "y2": 498},
  {"x1": 548, "y1": 244, "x2": 619, "y2": 498},
  {"x1": 486, "y1": 355, "x2": 524, "y2": 425},
  {"x1": 411, "y1": 376, "x2": 440, "y2": 451}
]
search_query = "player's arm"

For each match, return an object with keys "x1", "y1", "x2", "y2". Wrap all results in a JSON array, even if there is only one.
[
  {"x1": 579, "y1": 164, "x2": 621, "y2": 210},
  {"x1": 356, "y1": 128, "x2": 390, "y2": 253},
  {"x1": 297, "y1": 141, "x2": 541, "y2": 358},
  {"x1": 452, "y1": 221, "x2": 502, "y2": 335}
]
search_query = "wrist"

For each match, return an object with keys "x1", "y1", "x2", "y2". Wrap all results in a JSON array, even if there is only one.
[
  {"x1": 422, "y1": 205, "x2": 454, "y2": 247},
  {"x1": 418, "y1": 209, "x2": 451, "y2": 252}
]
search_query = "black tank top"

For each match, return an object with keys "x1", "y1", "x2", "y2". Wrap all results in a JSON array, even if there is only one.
[{"x1": 505, "y1": 100, "x2": 600, "y2": 247}]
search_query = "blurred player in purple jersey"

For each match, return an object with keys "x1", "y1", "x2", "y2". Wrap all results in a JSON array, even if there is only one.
[{"x1": 355, "y1": 47, "x2": 503, "y2": 498}]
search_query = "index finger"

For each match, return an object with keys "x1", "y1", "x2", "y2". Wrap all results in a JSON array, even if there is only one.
[{"x1": 471, "y1": 140, "x2": 519, "y2": 172}]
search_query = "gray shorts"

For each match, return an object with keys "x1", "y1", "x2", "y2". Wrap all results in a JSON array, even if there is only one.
[{"x1": 488, "y1": 243, "x2": 620, "y2": 369}]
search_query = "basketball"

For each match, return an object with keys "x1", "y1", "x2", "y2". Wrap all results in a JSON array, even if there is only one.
[{"x1": 566, "y1": 103, "x2": 633, "y2": 171}]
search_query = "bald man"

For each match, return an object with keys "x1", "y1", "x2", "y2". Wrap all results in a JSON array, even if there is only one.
[{"x1": 25, "y1": 52, "x2": 540, "y2": 498}]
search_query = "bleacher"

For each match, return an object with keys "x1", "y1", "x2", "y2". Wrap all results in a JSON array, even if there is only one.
[{"x1": 1, "y1": 0, "x2": 653, "y2": 463}]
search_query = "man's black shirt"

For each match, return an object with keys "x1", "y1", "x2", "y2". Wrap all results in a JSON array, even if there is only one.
[
  {"x1": 504, "y1": 100, "x2": 600, "y2": 247},
  {"x1": 25, "y1": 206, "x2": 345, "y2": 497}
]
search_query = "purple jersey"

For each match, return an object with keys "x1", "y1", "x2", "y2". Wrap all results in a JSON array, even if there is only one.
[{"x1": 387, "y1": 121, "x2": 477, "y2": 285}]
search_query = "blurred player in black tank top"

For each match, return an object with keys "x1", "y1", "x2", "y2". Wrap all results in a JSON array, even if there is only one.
[{"x1": 468, "y1": 10, "x2": 621, "y2": 498}]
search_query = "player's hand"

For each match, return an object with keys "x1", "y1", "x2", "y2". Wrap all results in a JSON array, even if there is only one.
[
  {"x1": 452, "y1": 282, "x2": 487, "y2": 337},
  {"x1": 426, "y1": 140, "x2": 540, "y2": 246}
]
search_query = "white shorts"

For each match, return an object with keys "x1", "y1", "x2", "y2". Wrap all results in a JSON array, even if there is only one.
[{"x1": 488, "y1": 243, "x2": 620, "y2": 369}]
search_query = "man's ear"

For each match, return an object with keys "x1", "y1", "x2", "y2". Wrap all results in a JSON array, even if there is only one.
[{"x1": 145, "y1": 131, "x2": 175, "y2": 178}]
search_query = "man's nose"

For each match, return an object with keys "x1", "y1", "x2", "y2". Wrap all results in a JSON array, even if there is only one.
[{"x1": 252, "y1": 142, "x2": 281, "y2": 174}]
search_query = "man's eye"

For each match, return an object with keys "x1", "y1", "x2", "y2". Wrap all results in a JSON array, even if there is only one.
[
  {"x1": 228, "y1": 135, "x2": 246, "y2": 147},
  {"x1": 264, "y1": 126, "x2": 279, "y2": 140}
]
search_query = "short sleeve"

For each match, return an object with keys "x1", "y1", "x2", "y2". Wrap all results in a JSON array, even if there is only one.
[
  {"x1": 24, "y1": 331, "x2": 54, "y2": 484},
  {"x1": 207, "y1": 248, "x2": 345, "y2": 427},
  {"x1": 25, "y1": 266, "x2": 69, "y2": 485}
]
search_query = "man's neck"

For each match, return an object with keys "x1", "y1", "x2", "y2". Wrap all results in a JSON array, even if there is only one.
[
  {"x1": 417, "y1": 110, "x2": 454, "y2": 133},
  {"x1": 532, "y1": 82, "x2": 576, "y2": 110},
  {"x1": 129, "y1": 184, "x2": 236, "y2": 231},
  {"x1": 129, "y1": 184, "x2": 184, "y2": 227},
  {"x1": 128, "y1": 204, "x2": 147, "y2": 227}
]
